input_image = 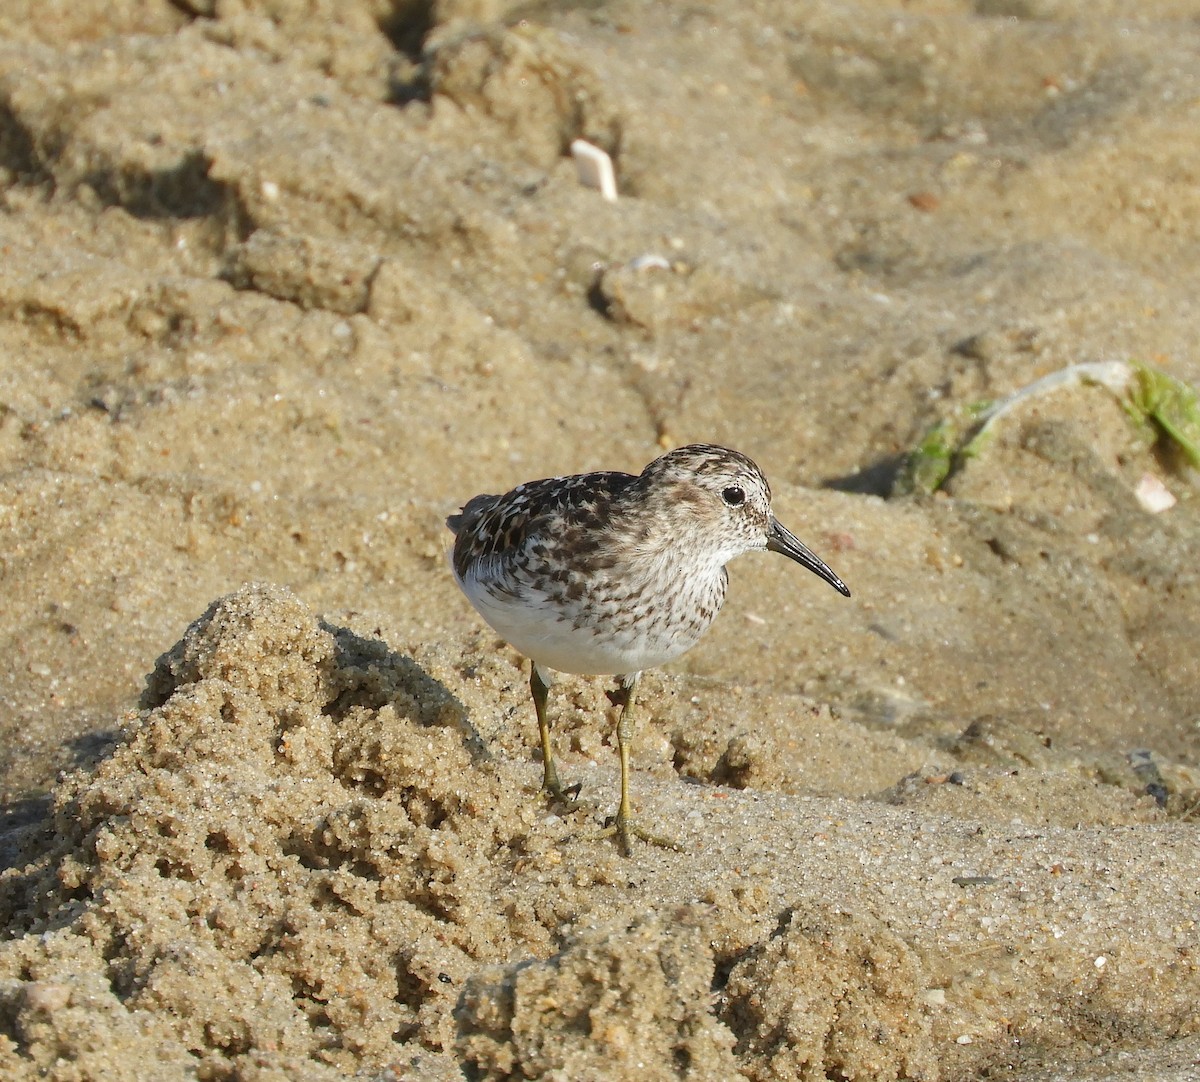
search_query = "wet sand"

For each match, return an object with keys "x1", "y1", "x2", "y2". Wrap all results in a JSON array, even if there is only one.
[{"x1": 1, "y1": 2, "x2": 1198, "y2": 1079}]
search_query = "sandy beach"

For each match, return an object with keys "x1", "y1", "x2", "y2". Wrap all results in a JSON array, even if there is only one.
[{"x1": 1, "y1": 2, "x2": 1198, "y2": 1078}]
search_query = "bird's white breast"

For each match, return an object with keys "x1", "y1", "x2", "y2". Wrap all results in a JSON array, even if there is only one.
[{"x1": 454, "y1": 554, "x2": 727, "y2": 678}]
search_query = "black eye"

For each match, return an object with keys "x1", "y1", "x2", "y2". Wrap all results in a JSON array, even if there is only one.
[{"x1": 722, "y1": 485, "x2": 745, "y2": 507}]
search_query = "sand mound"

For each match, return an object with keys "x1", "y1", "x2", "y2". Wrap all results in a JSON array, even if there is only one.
[{"x1": 2, "y1": 585, "x2": 1197, "y2": 1079}]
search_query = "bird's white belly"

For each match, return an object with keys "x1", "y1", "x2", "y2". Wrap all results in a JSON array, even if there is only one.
[{"x1": 457, "y1": 568, "x2": 718, "y2": 677}]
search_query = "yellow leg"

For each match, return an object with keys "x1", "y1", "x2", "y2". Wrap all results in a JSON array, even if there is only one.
[
  {"x1": 603, "y1": 675, "x2": 681, "y2": 856},
  {"x1": 531, "y1": 665, "x2": 577, "y2": 805}
]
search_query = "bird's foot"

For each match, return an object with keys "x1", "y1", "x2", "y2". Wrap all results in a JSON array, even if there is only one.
[
  {"x1": 539, "y1": 770, "x2": 583, "y2": 811},
  {"x1": 597, "y1": 811, "x2": 683, "y2": 857}
]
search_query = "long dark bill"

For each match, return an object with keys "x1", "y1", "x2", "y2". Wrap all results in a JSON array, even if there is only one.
[{"x1": 766, "y1": 518, "x2": 852, "y2": 597}]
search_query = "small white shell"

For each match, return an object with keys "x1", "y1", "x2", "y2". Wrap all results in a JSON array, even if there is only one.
[
  {"x1": 627, "y1": 254, "x2": 671, "y2": 272},
  {"x1": 570, "y1": 139, "x2": 618, "y2": 202},
  {"x1": 1134, "y1": 472, "x2": 1176, "y2": 513}
]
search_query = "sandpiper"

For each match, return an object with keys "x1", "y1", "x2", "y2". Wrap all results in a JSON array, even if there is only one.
[{"x1": 447, "y1": 443, "x2": 851, "y2": 854}]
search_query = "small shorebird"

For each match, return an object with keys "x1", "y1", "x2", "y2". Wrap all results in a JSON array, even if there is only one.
[{"x1": 447, "y1": 444, "x2": 851, "y2": 854}]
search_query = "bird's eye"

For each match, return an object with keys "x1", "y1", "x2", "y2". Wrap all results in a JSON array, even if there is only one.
[{"x1": 722, "y1": 485, "x2": 746, "y2": 507}]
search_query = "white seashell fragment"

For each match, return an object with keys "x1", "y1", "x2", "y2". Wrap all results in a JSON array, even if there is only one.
[
  {"x1": 1134, "y1": 472, "x2": 1176, "y2": 513},
  {"x1": 627, "y1": 254, "x2": 671, "y2": 272},
  {"x1": 570, "y1": 139, "x2": 618, "y2": 202}
]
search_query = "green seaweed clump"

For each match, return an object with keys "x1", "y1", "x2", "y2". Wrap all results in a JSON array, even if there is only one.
[
  {"x1": 1124, "y1": 361, "x2": 1200, "y2": 468},
  {"x1": 892, "y1": 403, "x2": 992, "y2": 497},
  {"x1": 893, "y1": 360, "x2": 1200, "y2": 498}
]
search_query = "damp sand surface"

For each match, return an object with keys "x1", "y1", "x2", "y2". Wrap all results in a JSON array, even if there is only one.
[{"x1": 1, "y1": 2, "x2": 1199, "y2": 1079}]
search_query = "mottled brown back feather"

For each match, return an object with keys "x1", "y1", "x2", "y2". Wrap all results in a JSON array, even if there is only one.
[{"x1": 448, "y1": 470, "x2": 638, "y2": 581}]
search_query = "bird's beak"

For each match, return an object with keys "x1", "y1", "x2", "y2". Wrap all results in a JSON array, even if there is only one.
[{"x1": 766, "y1": 518, "x2": 851, "y2": 597}]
